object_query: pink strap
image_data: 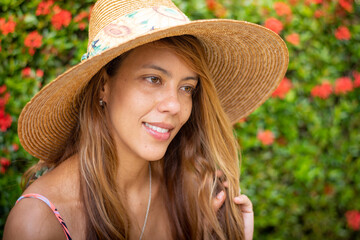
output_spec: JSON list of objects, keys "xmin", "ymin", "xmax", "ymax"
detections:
[{"xmin": 16, "ymin": 193, "xmax": 72, "ymax": 240}]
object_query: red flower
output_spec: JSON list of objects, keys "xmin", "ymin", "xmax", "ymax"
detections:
[
  {"xmin": 74, "ymin": 11, "xmax": 89, "ymax": 30},
  {"xmin": 339, "ymin": 0, "xmax": 353, "ymax": 12},
  {"xmin": 206, "ymin": 0, "xmax": 216, "ymax": 10},
  {"xmin": 264, "ymin": 18, "xmax": 283, "ymax": 34},
  {"xmin": 1, "ymin": 19, "xmax": 16, "ymax": 35},
  {"xmin": 286, "ymin": 33, "xmax": 300, "ymax": 46},
  {"xmin": 257, "ymin": 130, "xmax": 275, "ymax": 145},
  {"xmin": 0, "ymin": 157, "xmax": 10, "ymax": 167},
  {"xmin": 274, "ymin": 2, "xmax": 292, "ymax": 16},
  {"xmin": 0, "ymin": 18, "xmax": 5, "ymax": 28},
  {"xmin": 0, "ymin": 112, "xmax": 12, "ymax": 131},
  {"xmin": 238, "ymin": 118, "xmax": 246, "ymax": 123},
  {"xmin": 0, "ymin": 100, "xmax": 5, "ymax": 109},
  {"xmin": 311, "ymin": 81, "xmax": 332, "ymax": 99},
  {"xmin": 353, "ymin": 71, "xmax": 360, "ymax": 88},
  {"xmin": 0, "ymin": 85, "xmax": 6, "ymax": 94},
  {"xmin": 311, "ymin": 0, "xmax": 322, "ymax": 3},
  {"xmin": 3, "ymin": 92, "xmax": 10, "ymax": 104},
  {"xmin": 0, "ymin": 157, "xmax": 10, "ymax": 174},
  {"xmin": 51, "ymin": 9, "xmax": 72, "ymax": 30},
  {"xmin": 12, "ymin": 143, "xmax": 19, "ymax": 151},
  {"xmin": 74, "ymin": 11, "xmax": 88, "ymax": 23},
  {"xmin": 272, "ymin": 77, "xmax": 292, "ymax": 99},
  {"xmin": 78, "ymin": 22, "xmax": 87, "ymax": 30},
  {"xmin": 22, "ymin": 67, "xmax": 32, "ymax": 77},
  {"xmin": 214, "ymin": 3, "xmax": 227, "ymax": 18},
  {"xmin": 335, "ymin": 26, "xmax": 351, "ymax": 40},
  {"xmin": 314, "ymin": 10, "xmax": 324, "ymax": 18},
  {"xmin": 334, "ymin": 77, "xmax": 353, "ymax": 94},
  {"xmin": 345, "ymin": 210, "xmax": 360, "ymax": 230},
  {"xmin": 36, "ymin": 69, "xmax": 44, "ymax": 78},
  {"xmin": 36, "ymin": 0, "xmax": 54, "ymax": 16},
  {"xmin": 24, "ymin": 31, "xmax": 43, "ymax": 48},
  {"xmin": 28, "ymin": 48, "xmax": 36, "ymax": 56}
]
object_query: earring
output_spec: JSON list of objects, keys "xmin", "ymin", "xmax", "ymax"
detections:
[{"xmin": 99, "ymin": 99, "xmax": 104, "ymax": 107}]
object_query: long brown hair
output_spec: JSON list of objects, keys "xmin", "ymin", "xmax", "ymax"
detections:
[{"xmin": 23, "ymin": 35, "xmax": 244, "ymax": 239}]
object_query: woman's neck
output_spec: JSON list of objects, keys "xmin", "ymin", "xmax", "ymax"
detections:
[{"xmin": 117, "ymin": 157, "xmax": 150, "ymax": 192}]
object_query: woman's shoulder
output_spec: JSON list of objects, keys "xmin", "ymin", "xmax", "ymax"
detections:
[
  {"xmin": 3, "ymin": 155, "xmax": 81, "ymax": 239},
  {"xmin": 26, "ymin": 154, "xmax": 80, "ymax": 196},
  {"xmin": 3, "ymin": 194, "xmax": 66, "ymax": 239}
]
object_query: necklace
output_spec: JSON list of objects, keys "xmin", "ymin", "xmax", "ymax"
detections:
[{"xmin": 139, "ymin": 163, "xmax": 151, "ymax": 240}]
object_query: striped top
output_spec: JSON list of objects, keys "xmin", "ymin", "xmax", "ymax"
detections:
[{"xmin": 16, "ymin": 193, "xmax": 72, "ymax": 240}]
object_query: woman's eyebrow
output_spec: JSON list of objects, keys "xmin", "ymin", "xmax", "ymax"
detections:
[
  {"xmin": 182, "ymin": 76, "xmax": 199, "ymax": 82},
  {"xmin": 142, "ymin": 64, "xmax": 171, "ymax": 77},
  {"xmin": 141, "ymin": 64, "xmax": 198, "ymax": 82}
]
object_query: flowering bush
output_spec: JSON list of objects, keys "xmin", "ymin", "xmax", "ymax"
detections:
[{"xmin": 0, "ymin": 0, "xmax": 359, "ymax": 238}]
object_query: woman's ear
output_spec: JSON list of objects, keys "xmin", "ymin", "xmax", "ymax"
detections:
[{"xmin": 100, "ymin": 70, "xmax": 110, "ymax": 103}]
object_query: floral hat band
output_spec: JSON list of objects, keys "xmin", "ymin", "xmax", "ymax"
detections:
[{"xmin": 81, "ymin": 6, "xmax": 189, "ymax": 61}]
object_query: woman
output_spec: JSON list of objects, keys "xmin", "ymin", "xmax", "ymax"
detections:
[{"xmin": 4, "ymin": 0, "xmax": 288, "ymax": 239}]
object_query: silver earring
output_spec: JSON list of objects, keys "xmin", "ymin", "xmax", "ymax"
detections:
[{"xmin": 99, "ymin": 99, "xmax": 104, "ymax": 107}]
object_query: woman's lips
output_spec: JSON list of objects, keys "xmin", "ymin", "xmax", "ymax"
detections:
[{"xmin": 143, "ymin": 122, "xmax": 173, "ymax": 141}]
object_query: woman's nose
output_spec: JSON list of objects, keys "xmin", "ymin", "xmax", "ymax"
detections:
[{"xmin": 157, "ymin": 92, "xmax": 181, "ymax": 115}]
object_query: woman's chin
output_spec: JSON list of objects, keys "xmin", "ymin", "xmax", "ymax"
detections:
[
  {"xmin": 138, "ymin": 150, "xmax": 166, "ymax": 162},
  {"xmin": 143, "ymin": 154, "xmax": 165, "ymax": 162}
]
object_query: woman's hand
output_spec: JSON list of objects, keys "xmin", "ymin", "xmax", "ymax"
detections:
[
  {"xmin": 213, "ymin": 191, "xmax": 254, "ymax": 240},
  {"xmin": 212, "ymin": 171, "xmax": 254, "ymax": 240},
  {"xmin": 233, "ymin": 194, "xmax": 254, "ymax": 240}
]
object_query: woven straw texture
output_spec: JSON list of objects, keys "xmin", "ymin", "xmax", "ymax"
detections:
[{"xmin": 18, "ymin": 0, "xmax": 288, "ymax": 161}]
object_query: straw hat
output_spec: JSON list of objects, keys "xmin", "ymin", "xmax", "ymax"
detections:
[{"xmin": 18, "ymin": 0, "xmax": 288, "ymax": 161}]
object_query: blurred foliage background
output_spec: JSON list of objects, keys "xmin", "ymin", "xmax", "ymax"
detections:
[{"xmin": 0, "ymin": 0, "xmax": 359, "ymax": 238}]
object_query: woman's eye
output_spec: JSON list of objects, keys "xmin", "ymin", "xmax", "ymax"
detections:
[
  {"xmin": 181, "ymin": 86, "xmax": 195, "ymax": 95},
  {"xmin": 144, "ymin": 76, "xmax": 161, "ymax": 84}
]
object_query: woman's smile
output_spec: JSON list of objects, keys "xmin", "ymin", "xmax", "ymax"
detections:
[
  {"xmin": 102, "ymin": 42, "xmax": 198, "ymax": 161},
  {"xmin": 143, "ymin": 122, "xmax": 174, "ymax": 141}
]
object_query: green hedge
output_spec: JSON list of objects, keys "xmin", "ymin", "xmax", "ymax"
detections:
[{"xmin": 1, "ymin": 0, "xmax": 359, "ymax": 238}]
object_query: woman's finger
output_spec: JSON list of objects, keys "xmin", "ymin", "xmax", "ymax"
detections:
[
  {"xmin": 234, "ymin": 194, "xmax": 253, "ymax": 213},
  {"xmin": 233, "ymin": 194, "xmax": 254, "ymax": 240},
  {"xmin": 212, "ymin": 190, "xmax": 226, "ymax": 212}
]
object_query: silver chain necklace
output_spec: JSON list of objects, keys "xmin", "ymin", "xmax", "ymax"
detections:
[{"xmin": 139, "ymin": 163, "xmax": 151, "ymax": 240}]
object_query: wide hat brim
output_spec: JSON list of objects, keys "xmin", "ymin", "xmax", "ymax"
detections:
[{"xmin": 18, "ymin": 19, "xmax": 288, "ymax": 161}]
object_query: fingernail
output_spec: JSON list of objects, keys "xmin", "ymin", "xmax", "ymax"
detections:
[
  {"xmin": 234, "ymin": 196, "xmax": 241, "ymax": 202},
  {"xmin": 217, "ymin": 191, "xmax": 225, "ymax": 200}
]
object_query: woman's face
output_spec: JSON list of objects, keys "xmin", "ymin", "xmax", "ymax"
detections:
[{"xmin": 102, "ymin": 43, "xmax": 198, "ymax": 161}]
